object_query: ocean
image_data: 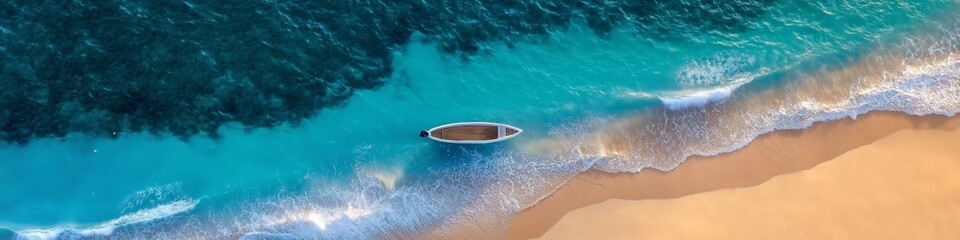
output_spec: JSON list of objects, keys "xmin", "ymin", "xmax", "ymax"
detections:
[{"xmin": 1, "ymin": 0, "xmax": 959, "ymax": 239}]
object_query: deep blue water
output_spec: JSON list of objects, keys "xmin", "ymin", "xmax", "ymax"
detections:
[{"xmin": 1, "ymin": 0, "xmax": 960, "ymax": 239}]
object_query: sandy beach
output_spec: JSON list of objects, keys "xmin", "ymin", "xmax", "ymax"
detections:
[{"xmin": 505, "ymin": 111, "xmax": 960, "ymax": 239}]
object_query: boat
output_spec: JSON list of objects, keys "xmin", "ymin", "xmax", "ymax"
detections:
[{"xmin": 419, "ymin": 122, "xmax": 522, "ymax": 144}]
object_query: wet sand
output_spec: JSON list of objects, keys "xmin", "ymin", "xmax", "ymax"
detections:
[{"xmin": 504, "ymin": 111, "xmax": 960, "ymax": 239}]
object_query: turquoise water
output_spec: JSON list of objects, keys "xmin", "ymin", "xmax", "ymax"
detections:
[{"xmin": 2, "ymin": 0, "xmax": 960, "ymax": 238}]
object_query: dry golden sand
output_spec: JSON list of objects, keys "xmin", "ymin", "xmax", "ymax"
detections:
[
  {"xmin": 541, "ymin": 124, "xmax": 960, "ymax": 239},
  {"xmin": 504, "ymin": 111, "xmax": 960, "ymax": 239}
]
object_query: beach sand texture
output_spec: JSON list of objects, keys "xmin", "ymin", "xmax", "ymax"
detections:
[{"xmin": 505, "ymin": 111, "xmax": 960, "ymax": 239}]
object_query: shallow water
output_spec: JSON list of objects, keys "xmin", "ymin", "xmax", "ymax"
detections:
[{"xmin": 1, "ymin": 0, "xmax": 959, "ymax": 239}]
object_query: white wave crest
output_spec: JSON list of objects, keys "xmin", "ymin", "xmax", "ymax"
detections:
[
  {"xmin": 657, "ymin": 85, "xmax": 740, "ymax": 110},
  {"xmin": 622, "ymin": 83, "xmax": 742, "ymax": 110},
  {"xmin": 13, "ymin": 199, "xmax": 199, "ymax": 240},
  {"xmin": 623, "ymin": 52, "xmax": 758, "ymax": 110}
]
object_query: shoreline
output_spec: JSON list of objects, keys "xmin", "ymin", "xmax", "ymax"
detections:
[{"xmin": 504, "ymin": 111, "xmax": 960, "ymax": 239}]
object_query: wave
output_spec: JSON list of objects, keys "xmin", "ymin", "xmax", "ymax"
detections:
[
  {"xmin": 12, "ymin": 199, "xmax": 199, "ymax": 240},
  {"xmin": 658, "ymin": 86, "xmax": 738, "ymax": 110},
  {"xmin": 623, "ymin": 52, "xmax": 759, "ymax": 110},
  {"xmin": 624, "ymin": 84, "xmax": 741, "ymax": 110}
]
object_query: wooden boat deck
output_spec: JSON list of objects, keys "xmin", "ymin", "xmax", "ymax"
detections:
[
  {"xmin": 431, "ymin": 125, "xmax": 499, "ymax": 141},
  {"xmin": 505, "ymin": 127, "xmax": 518, "ymax": 136}
]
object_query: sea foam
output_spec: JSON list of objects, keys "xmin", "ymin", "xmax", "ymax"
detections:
[
  {"xmin": 624, "ymin": 52, "xmax": 758, "ymax": 110},
  {"xmin": 657, "ymin": 85, "xmax": 740, "ymax": 110},
  {"xmin": 13, "ymin": 199, "xmax": 198, "ymax": 240}
]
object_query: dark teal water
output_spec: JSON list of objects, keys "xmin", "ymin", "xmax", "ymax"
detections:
[{"xmin": 1, "ymin": 0, "xmax": 959, "ymax": 239}]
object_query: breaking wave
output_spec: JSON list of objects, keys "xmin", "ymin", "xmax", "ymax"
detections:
[
  {"xmin": 623, "ymin": 52, "xmax": 761, "ymax": 110},
  {"xmin": 656, "ymin": 85, "xmax": 740, "ymax": 110},
  {"xmin": 13, "ymin": 199, "xmax": 199, "ymax": 240}
]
